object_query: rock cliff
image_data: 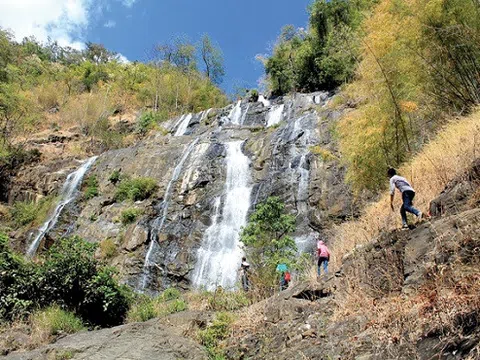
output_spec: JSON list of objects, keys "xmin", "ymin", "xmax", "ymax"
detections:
[{"xmin": 9, "ymin": 92, "xmax": 356, "ymax": 292}]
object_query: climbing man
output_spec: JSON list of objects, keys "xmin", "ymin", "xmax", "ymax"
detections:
[
  {"xmin": 388, "ymin": 168, "xmax": 423, "ymax": 230},
  {"xmin": 316, "ymin": 239, "xmax": 330, "ymax": 276},
  {"xmin": 239, "ymin": 256, "xmax": 250, "ymax": 292}
]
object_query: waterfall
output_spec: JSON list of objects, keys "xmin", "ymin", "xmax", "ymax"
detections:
[
  {"xmin": 266, "ymin": 104, "xmax": 285, "ymax": 127},
  {"xmin": 27, "ymin": 156, "xmax": 98, "ymax": 256},
  {"xmin": 174, "ymin": 113, "xmax": 193, "ymax": 136},
  {"xmin": 138, "ymin": 138, "xmax": 199, "ymax": 291},
  {"xmin": 192, "ymin": 141, "xmax": 252, "ymax": 290},
  {"xmin": 258, "ymin": 95, "xmax": 271, "ymax": 107},
  {"xmin": 227, "ymin": 100, "xmax": 243, "ymax": 125}
]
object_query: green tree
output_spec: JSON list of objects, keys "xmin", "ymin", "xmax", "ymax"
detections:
[
  {"xmin": 240, "ymin": 197, "xmax": 297, "ymax": 296},
  {"xmin": 199, "ymin": 34, "xmax": 225, "ymax": 85}
]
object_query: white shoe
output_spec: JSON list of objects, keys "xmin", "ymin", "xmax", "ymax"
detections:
[{"xmin": 417, "ymin": 212, "xmax": 423, "ymax": 223}]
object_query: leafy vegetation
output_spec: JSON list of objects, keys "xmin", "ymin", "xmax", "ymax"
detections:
[
  {"xmin": 263, "ymin": 0, "xmax": 376, "ymax": 95},
  {"xmin": 0, "ymin": 28, "xmax": 228, "ymax": 160},
  {"xmin": 126, "ymin": 288, "xmax": 187, "ymax": 323},
  {"xmin": 115, "ymin": 177, "xmax": 158, "ymax": 202},
  {"xmin": 83, "ymin": 175, "xmax": 99, "ymax": 200},
  {"xmin": 198, "ymin": 312, "xmax": 234, "ymax": 359},
  {"xmin": 9, "ymin": 196, "xmax": 55, "ymax": 229},
  {"xmin": 0, "ymin": 234, "xmax": 131, "ymax": 327},
  {"xmin": 30, "ymin": 306, "xmax": 85, "ymax": 338},
  {"xmin": 240, "ymin": 197, "xmax": 297, "ymax": 297},
  {"xmin": 337, "ymin": 0, "xmax": 480, "ymax": 192},
  {"xmin": 98, "ymin": 238, "xmax": 118, "ymax": 259},
  {"xmin": 121, "ymin": 208, "xmax": 143, "ymax": 225}
]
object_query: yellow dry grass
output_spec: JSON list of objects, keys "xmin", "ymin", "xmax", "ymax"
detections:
[{"xmin": 330, "ymin": 110, "xmax": 480, "ymax": 269}]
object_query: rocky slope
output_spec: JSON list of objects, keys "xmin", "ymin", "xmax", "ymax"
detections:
[
  {"xmin": 9, "ymin": 92, "xmax": 356, "ymax": 292},
  {"xmin": 4, "ymin": 159, "xmax": 479, "ymax": 360}
]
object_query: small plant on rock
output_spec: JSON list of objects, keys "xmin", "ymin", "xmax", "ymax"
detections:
[
  {"xmin": 115, "ymin": 177, "xmax": 157, "ymax": 202},
  {"xmin": 83, "ymin": 175, "xmax": 99, "ymax": 200},
  {"xmin": 198, "ymin": 312, "xmax": 234, "ymax": 359},
  {"xmin": 121, "ymin": 208, "xmax": 142, "ymax": 225}
]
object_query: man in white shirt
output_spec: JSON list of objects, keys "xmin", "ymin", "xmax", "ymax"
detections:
[{"xmin": 388, "ymin": 168, "xmax": 422, "ymax": 229}]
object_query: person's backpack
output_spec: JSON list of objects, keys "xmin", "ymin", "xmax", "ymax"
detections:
[{"xmin": 284, "ymin": 271, "xmax": 291, "ymax": 282}]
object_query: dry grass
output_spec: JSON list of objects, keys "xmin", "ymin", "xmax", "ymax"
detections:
[{"xmin": 330, "ymin": 111, "xmax": 480, "ymax": 269}]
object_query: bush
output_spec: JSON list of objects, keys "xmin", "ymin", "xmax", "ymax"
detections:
[
  {"xmin": 126, "ymin": 288, "xmax": 187, "ymax": 323},
  {"xmin": 30, "ymin": 306, "xmax": 85, "ymax": 339},
  {"xmin": 0, "ymin": 234, "xmax": 132, "ymax": 327},
  {"xmin": 10, "ymin": 201, "xmax": 37, "ymax": 226},
  {"xmin": 83, "ymin": 175, "xmax": 99, "ymax": 200},
  {"xmin": 9, "ymin": 196, "xmax": 56, "ymax": 228},
  {"xmin": 136, "ymin": 111, "xmax": 165, "ymax": 135},
  {"xmin": 115, "ymin": 177, "xmax": 157, "ymax": 202},
  {"xmin": 202, "ymin": 289, "xmax": 250, "ymax": 312},
  {"xmin": 198, "ymin": 312, "xmax": 234, "ymax": 359},
  {"xmin": 248, "ymin": 89, "xmax": 259, "ymax": 102},
  {"xmin": 99, "ymin": 238, "xmax": 117, "ymax": 259},
  {"xmin": 109, "ymin": 169, "xmax": 121, "ymax": 184},
  {"xmin": 121, "ymin": 208, "xmax": 142, "ymax": 225}
]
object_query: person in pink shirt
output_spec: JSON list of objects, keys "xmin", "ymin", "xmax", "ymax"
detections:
[{"xmin": 316, "ymin": 240, "xmax": 330, "ymax": 276}]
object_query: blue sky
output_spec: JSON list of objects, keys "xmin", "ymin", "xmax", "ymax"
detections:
[{"xmin": 0, "ymin": 0, "xmax": 312, "ymax": 94}]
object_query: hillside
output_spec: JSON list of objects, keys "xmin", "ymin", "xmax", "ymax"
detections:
[{"xmin": 1, "ymin": 0, "xmax": 480, "ymax": 358}]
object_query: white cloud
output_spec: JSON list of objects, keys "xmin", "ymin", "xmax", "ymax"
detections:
[
  {"xmin": 0, "ymin": 0, "xmax": 139, "ymax": 49},
  {"xmin": 121, "ymin": 0, "xmax": 137, "ymax": 8},
  {"xmin": 0, "ymin": 0, "xmax": 94, "ymax": 48},
  {"xmin": 104, "ymin": 20, "xmax": 116, "ymax": 28},
  {"xmin": 117, "ymin": 53, "xmax": 130, "ymax": 64}
]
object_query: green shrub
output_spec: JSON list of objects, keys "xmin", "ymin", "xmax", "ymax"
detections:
[
  {"xmin": 99, "ymin": 238, "xmax": 117, "ymax": 259},
  {"xmin": 0, "ymin": 234, "xmax": 132, "ymax": 327},
  {"xmin": 136, "ymin": 111, "xmax": 165, "ymax": 135},
  {"xmin": 161, "ymin": 287, "xmax": 181, "ymax": 301},
  {"xmin": 248, "ymin": 89, "xmax": 259, "ymax": 102},
  {"xmin": 30, "ymin": 306, "xmax": 85, "ymax": 336},
  {"xmin": 10, "ymin": 201, "xmax": 37, "ymax": 226},
  {"xmin": 127, "ymin": 295, "xmax": 157, "ymax": 323},
  {"xmin": 127, "ymin": 289, "xmax": 186, "ymax": 323},
  {"xmin": 109, "ymin": 169, "xmax": 121, "ymax": 184},
  {"xmin": 198, "ymin": 312, "xmax": 234, "ymax": 359},
  {"xmin": 83, "ymin": 175, "xmax": 99, "ymax": 200},
  {"xmin": 203, "ymin": 289, "xmax": 249, "ymax": 312},
  {"xmin": 115, "ymin": 177, "xmax": 157, "ymax": 202},
  {"xmin": 121, "ymin": 208, "xmax": 142, "ymax": 225},
  {"xmin": 9, "ymin": 196, "xmax": 56, "ymax": 228}
]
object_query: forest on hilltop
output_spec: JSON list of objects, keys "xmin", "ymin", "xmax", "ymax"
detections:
[{"xmin": 265, "ymin": 0, "xmax": 480, "ymax": 192}]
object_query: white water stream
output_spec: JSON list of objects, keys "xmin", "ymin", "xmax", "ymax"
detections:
[
  {"xmin": 258, "ymin": 95, "xmax": 271, "ymax": 107},
  {"xmin": 174, "ymin": 113, "xmax": 193, "ymax": 136},
  {"xmin": 192, "ymin": 141, "xmax": 252, "ymax": 290},
  {"xmin": 27, "ymin": 156, "xmax": 98, "ymax": 256},
  {"xmin": 227, "ymin": 100, "xmax": 243, "ymax": 125},
  {"xmin": 138, "ymin": 138, "xmax": 199, "ymax": 290},
  {"xmin": 266, "ymin": 104, "xmax": 285, "ymax": 127}
]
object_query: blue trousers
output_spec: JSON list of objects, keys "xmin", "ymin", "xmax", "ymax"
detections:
[
  {"xmin": 401, "ymin": 190, "xmax": 420, "ymax": 225},
  {"xmin": 317, "ymin": 257, "xmax": 329, "ymax": 275}
]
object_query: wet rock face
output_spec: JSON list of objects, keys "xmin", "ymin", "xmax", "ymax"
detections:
[{"xmin": 18, "ymin": 91, "xmax": 357, "ymax": 292}]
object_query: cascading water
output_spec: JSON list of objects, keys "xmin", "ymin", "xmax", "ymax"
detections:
[
  {"xmin": 138, "ymin": 138, "xmax": 199, "ymax": 291},
  {"xmin": 27, "ymin": 156, "xmax": 98, "ymax": 256},
  {"xmin": 258, "ymin": 95, "xmax": 271, "ymax": 107},
  {"xmin": 192, "ymin": 141, "xmax": 252, "ymax": 290},
  {"xmin": 266, "ymin": 104, "xmax": 285, "ymax": 127},
  {"xmin": 227, "ymin": 100, "xmax": 243, "ymax": 125},
  {"xmin": 174, "ymin": 113, "xmax": 193, "ymax": 136}
]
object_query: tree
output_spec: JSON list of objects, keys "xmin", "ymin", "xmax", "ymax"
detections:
[
  {"xmin": 84, "ymin": 42, "xmax": 117, "ymax": 65},
  {"xmin": 199, "ymin": 34, "xmax": 225, "ymax": 85},
  {"xmin": 155, "ymin": 37, "xmax": 197, "ymax": 72},
  {"xmin": 240, "ymin": 197, "xmax": 297, "ymax": 296}
]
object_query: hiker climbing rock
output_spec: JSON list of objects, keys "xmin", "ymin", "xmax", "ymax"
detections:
[
  {"xmin": 388, "ymin": 168, "xmax": 424, "ymax": 230},
  {"xmin": 276, "ymin": 263, "xmax": 291, "ymax": 291},
  {"xmin": 316, "ymin": 239, "xmax": 330, "ymax": 276},
  {"xmin": 239, "ymin": 256, "xmax": 250, "ymax": 291}
]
